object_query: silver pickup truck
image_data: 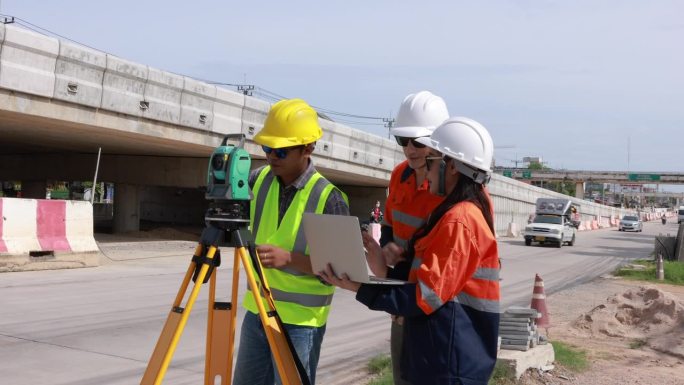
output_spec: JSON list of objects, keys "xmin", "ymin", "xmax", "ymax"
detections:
[{"xmin": 523, "ymin": 198, "xmax": 578, "ymax": 248}]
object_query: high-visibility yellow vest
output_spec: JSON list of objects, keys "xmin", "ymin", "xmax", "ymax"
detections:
[{"xmin": 244, "ymin": 166, "xmax": 345, "ymax": 327}]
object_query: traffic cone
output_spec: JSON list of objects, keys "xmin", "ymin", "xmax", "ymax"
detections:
[{"xmin": 530, "ymin": 274, "xmax": 550, "ymax": 328}]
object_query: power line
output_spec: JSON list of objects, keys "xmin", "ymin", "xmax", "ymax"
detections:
[
  {"xmin": 256, "ymin": 86, "xmax": 387, "ymax": 121},
  {"xmin": 0, "ymin": 14, "xmax": 103, "ymax": 53}
]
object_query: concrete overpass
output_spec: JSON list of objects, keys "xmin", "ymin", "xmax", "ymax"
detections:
[
  {"xmin": 0, "ymin": 23, "xmax": 641, "ymax": 236},
  {"xmin": 0, "ymin": 23, "xmax": 402, "ymax": 231},
  {"xmin": 497, "ymin": 169, "xmax": 684, "ymax": 200}
]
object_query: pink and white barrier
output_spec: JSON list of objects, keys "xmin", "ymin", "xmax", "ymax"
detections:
[{"xmin": 0, "ymin": 198, "xmax": 100, "ymax": 271}]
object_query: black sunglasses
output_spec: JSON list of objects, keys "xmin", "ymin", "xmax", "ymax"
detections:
[
  {"xmin": 425, "ymin": 156, "xmax": 444, "ymax": 172},
  {"xmin": 262, "ymin": 145, "xmax": 304, "ymax": 159},
  {"xmin": 395, "ymin": 136, "xmax": 427, "ymax": 148}
]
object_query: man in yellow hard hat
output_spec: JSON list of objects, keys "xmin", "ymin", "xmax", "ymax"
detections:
[{"xmin": 233, "ymin": 98, "xmax": 349, "ymax": 385}]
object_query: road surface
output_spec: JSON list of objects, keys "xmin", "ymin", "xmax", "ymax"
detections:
[{"xmin": 0, "ymin": 221, "xmax": 675, "ymax": 384}]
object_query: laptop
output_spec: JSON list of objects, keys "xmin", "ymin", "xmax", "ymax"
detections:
[{"xmin": 302, "ymin": 213, "xmax": 406, "ymax": 285}]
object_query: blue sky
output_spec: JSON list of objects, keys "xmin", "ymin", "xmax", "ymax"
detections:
[{"xmin": 3, "ymin": 1, "xmax": 684, "ymax": 177}]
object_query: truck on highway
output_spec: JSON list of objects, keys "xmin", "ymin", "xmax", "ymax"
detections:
[{"xmin": 523, "ymin": 198, "xmax": 579, "ymax": 248}]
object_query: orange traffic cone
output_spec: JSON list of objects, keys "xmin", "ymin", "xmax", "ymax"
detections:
[{"xmin": 530, "ymin": 274, "xmax": 550, "ymax": 328}]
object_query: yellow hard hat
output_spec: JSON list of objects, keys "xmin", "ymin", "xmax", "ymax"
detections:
[{"xmin": 254, "ymin": 98, "xmax": 323, "ymax": 148}]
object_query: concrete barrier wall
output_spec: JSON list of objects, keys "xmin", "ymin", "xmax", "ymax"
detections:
[
  {"xmin": 241, "ymin": 96, "xmax": 270, "ymax": 140},
  {"xmin": 144, "ymin": 68, "xmax": 183, "ymax": 124},
  {"xmin": 102, "ymin": 56, "xmax": 148, "ymax": 117},
  {"xmin": 0, "ymin": 24, "xmax": 58, "ymax": 98},
  {"xmin": 320, "ymin": 120, "xmax": 396, "ymax": 173},
  {"xmin": 488, "ymin": 174, "xmax": 635, "ymax": 236},
  {"xmin": 180, "ymin": 76, "xmax": 215, "ymax": 130},
  {"xmin": 53, "ymin": 40, "xmax": 106, "ymax": 108},
  {"xmin": 0, "ymin": 198, "xmax": 100, "ymax": 271},
  {"xmin": 214, "ymin": 87, "xmax": 244, "ymax": 135}
]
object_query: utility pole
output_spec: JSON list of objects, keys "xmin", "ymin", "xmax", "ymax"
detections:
[
  {"xmin": 237, "ymin": 85, "xmax": 254, "ymax": 96},
  {"xmin": 510, "ymin": 154, "xmax": 523, "ymax": 168},
  {"xmin": 383, "ymin": 117, "xmax": 395, "ymax": 139},
  {"xmin": 627, "ymin": 135, "xmax": 631, "ymax": 172}
]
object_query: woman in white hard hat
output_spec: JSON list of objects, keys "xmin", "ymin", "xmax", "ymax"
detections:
[
  {"xmin": 321, "ymin": 117, "xmax": 500, "ymax": 385},
  {"xmin": 362, "ymin": 91, "xmax": 448, "ymax": 385}
]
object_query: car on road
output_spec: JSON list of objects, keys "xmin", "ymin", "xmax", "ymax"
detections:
[
  {"xmin": 619, "ymin": 215, "xmax": 642, "ymax": 232},
  {"xmin": 523, "ymin": 214, "xmax": 577, "ymax": 248}
]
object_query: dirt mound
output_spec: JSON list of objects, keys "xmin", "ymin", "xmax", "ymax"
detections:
[{"xmin": 572, "ymin": 285, "xmax": 684, "ymax": 358}]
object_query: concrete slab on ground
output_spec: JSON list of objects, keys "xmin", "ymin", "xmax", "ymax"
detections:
[{"xmin": 497, "ymin": 343, "xmax": 555, "ymax": 379}]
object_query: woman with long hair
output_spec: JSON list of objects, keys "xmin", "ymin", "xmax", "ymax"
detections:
[{"xmin": 320, "ymin": 117, "xmax": 500, "ymax": 385}]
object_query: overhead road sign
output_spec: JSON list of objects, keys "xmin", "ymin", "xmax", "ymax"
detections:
[{"xmin": 628, "ymin": 174, "xmax": 661, "ymax": 182}]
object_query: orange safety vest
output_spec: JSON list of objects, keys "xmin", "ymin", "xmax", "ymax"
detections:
[
  {"xmin": 384, "ymin": 160, "xmax": 443, "ymax": 249},
  {"xmin": 409, "ymin": 201, "xmax": 500, "ymax": 314}
]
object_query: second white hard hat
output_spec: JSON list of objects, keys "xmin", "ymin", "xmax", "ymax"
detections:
[
  {"xmin": 415, "ymin": 116, "xmax": 494, "ymax": 184},
  {"xmin": 390, "ymin": 91, "xmax": 449, "ymax": 138}
]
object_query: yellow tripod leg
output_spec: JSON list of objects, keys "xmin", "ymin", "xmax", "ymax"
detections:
[
  {"xmin": 141, "ymin": 244, "xmax": 218, "ymax": 385},
  {"xmin": 237, "ymin": 247, "xmax": 303, "ymax": 385},
  {"xmin": 203, "ymin": 248, "xmax": 240, "ymax": 385}
]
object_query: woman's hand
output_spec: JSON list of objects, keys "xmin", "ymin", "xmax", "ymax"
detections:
[
  {"xmin": 382, "ymin": 242, "xmax": 406, "ymax": 266},
  {"xmin": 318, "ymin": 263, "xmax": 361, "ymax": 292}
]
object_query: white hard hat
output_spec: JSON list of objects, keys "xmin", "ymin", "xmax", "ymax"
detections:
[
  {"xmin": 415, "ymin": 116, "xmax": 494, "ymax": 184},
  {"xmin": 390, "ymin": 91, "xmax": 449, "ymax": 138}
]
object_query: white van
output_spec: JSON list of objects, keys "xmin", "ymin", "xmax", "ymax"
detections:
[{"xmin": 678, "ymin": 206, "xmax": 684, "ymax": 224}]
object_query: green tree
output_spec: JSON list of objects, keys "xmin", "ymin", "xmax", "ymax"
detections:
[{"xmin": 528, "ymin": 161, "xmax": 544, "ymax": 170}]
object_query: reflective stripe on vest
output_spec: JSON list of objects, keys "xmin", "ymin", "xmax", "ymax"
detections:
[
  {"xmin": 472, "ymin": 267, "xmax": 499, "ymax": 282},
  {"xmin": 418, "ymin": 279, "xmax": 500, "ymax": 313},
  {"xmin": 391, "ymin": 209, "xmax": 426, "ymax": 248},
  {"xmin": 453, "ymin": 292, "xmax": 500, "ymax": 313},
  {"xmin": 245, "ymin": 166, "xmax": 340, "ymax": 326},
  {"xmin": 413, "ymin": 261, "xmax": 499, "ymax": 313},
  {"xmin": 250, "ymin": 170, "xmax": 274, "ymax": 238}
]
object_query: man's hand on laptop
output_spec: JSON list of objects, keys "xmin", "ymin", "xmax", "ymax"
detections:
[
  {"xmin": 256, "ymin": 245, "xmax": 291, "ymax": 268},
  {"xmin": 382, "ymin": 242, "xmax": 405, "ymax": 266},
  {"xmin": 318, "ymin": 263, "xmax": 361, "ymax": 292}
]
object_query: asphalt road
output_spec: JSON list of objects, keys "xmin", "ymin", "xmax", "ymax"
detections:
[{"xmin": 0, "ymin": 220, "xmax": 676, "ymax": 385}]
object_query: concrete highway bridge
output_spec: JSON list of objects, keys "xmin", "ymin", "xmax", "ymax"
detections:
[
  {"xmin": 0, "ymin": 23, "xmax": 640, "ymax": 237},
  {"xmin": 498, "ymin": 169, "xmax": 684, "ymax": 200}
]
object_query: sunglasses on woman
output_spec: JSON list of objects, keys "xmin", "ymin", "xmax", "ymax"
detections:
[
  {"xmin": 262, "ymin": 145, "xmax": 304, "ymax": 159},
  {"xmin": 395, "ymin": 136, "xmax": 427, "ymax": 148}
]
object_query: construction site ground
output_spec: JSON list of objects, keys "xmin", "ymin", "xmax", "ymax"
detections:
[
  {"xmin": 2, "ymin": 223, "xmax": 680, "ymax": 385},
  {"xmin": 509, "ymin": 276, "xmax": 684, "ymax": 385}
]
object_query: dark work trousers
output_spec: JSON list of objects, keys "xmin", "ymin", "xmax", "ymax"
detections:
[{"xmin": 391, "ymin": 318, "xmax": 411, "ymax": 385}]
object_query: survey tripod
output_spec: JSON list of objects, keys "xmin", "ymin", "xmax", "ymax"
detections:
[{"xmin": 140, "ymin": 134, "xmax": 309, "ymax": 385}]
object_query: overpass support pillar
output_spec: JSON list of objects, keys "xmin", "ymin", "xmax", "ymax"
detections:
[
  {"xmin": 575, "ymin": 181, "xmax": 585, "ymax": 200},
  {"xmin": 21, "ymin": 180, "xmax": 47, "ymax": 199},
  {"xmin": 113, "ymin": 184, "xmax": 141, "ymax": 233}
]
